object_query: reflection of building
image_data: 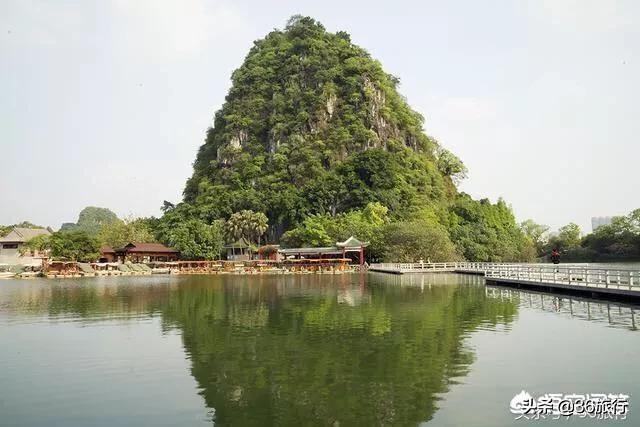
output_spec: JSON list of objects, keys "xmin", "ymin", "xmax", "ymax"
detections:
[
  {"xmin": 112, "ymin": 242, "xmax": 179, "ymax": 263},
  {"xmin": 591, "ymin": 216, "xmax": 613, "ymax": 231},
  {"xmin": 0, "ymin": 227, "xmax": 51, "ymax": 265}
]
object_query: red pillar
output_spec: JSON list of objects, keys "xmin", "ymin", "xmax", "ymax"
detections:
[{"xmin": 359, "ymin": 247, "xmax": 364, "ymax": 265}]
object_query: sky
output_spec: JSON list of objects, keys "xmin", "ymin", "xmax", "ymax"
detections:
[{"xmin": 1, "ymin": 0, "xmax": 638, "ymax": 233}]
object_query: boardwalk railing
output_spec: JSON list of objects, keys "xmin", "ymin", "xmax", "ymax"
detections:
[
  {"xmin": 484, "ymin": 265, "xmax": 640, "ymax": 292},
  {"xmin": 369, "ymin": 262, "xmax": 530, "ymax": 274},
  {"xmin": 368, "ymin": 262, "xmax": 640, "ymax": 297}
]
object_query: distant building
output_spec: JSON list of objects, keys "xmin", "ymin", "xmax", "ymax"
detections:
[
  {"xmin": 591, "ymin": 216, "xmax": 613, "ymax": 232},
  {"xmin": 111, "ymin": 242, "xmax": 179, "ymax": 263},
  {"xmin": 0, "ymin": 227, "xmax": 51, "ymax": 265}
]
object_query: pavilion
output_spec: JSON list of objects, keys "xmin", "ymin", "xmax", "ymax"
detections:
[{"xmin": 279, "ymin": 236, "xmax": 369, "ymax": 266}]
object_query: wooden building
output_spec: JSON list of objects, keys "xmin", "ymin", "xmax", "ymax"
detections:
[
  {"xmin": 114, "ymin": 242, "xmax": 179, "ymax": 263},
  {"xmin": 224, "ymin": 237, "xmax": 253, "ymax": 261},
  {"xmin": 99, "ymin": 246, "xmax": 117, "ymax": 263}
]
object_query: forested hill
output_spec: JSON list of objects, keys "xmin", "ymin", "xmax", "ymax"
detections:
[{"xmin": 179, "ymin": 16, "xmax": 533, "ymax": 261}]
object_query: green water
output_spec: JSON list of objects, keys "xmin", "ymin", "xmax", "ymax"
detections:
[{"xmin": 0, "ymin": 273, "xmax": 638, "ymax": 426}]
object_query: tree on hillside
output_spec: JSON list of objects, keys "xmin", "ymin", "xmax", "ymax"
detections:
[
  {"xmin": 49, "ymin": 230, "xmax": 100, "ymax": 262},
  {"xmin": 435, "ymin": 147, "xmax": 468, "ymax": 184}
]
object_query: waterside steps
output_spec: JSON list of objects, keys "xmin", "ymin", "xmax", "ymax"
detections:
[{"xmin": 368, "ymin": 262, "xmax": 640, "ymax": 302}]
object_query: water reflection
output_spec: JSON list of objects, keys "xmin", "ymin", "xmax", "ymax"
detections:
[
  {"xmin": 0, "ymin": 274, "xmax": 518, "ymax": 426},
  {"xmin": 485, "ymin": 286, "xmax": 639, "ymax": 331}
]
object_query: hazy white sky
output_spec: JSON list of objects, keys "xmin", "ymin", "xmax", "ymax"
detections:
[{"xmin": 1, "ymin": 0, "xmax": 638, "ymax": 232}]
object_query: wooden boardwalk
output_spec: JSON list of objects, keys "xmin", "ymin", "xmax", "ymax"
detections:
[{"xmin": 368, "ymin": 262, "xmax": 640, "ymax": 302}]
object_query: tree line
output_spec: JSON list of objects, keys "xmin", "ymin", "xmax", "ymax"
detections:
[{"xmin": 519, "ymin": 208, "xmax": 640, "ymax": 262}]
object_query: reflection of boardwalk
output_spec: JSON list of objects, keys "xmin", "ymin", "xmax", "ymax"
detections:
[
  {"xmin": 368, "ymin": 271, "xmax": 484, "ymax": 289},
  {"xmin": 485, "ymin": 287, "xmax": 638, "ymax": 331},
  {"xmin": 369, "ymin": 262, "xmax": 640, "ymax": 302}
]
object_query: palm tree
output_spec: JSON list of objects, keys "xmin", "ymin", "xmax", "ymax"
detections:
[{"xmin": 224, "ymin": 210, "xmax": 269, "ymax": 246}]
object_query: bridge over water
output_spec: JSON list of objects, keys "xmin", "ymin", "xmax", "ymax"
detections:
[{"xmin": 369, "ymin": 262, "xmax": 640, "ymax": 302}]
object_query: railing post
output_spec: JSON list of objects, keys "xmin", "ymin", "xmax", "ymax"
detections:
[{"xmin": 606, "ymin": 270, "xmax": 610, "ymax": 288}]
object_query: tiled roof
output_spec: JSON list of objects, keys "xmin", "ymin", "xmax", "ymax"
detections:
[
  {"xmin": 0, "ymin": 227, "xmax": 51, "ymax": 243},
  {"xmin": 336, "ymin": 236, "xmax": 369, "ymax": 248},
  {"xmin": 118, "ymin": 242, "xmax": 178, "ymax": 253},
  {"xmin": 223, "ymin": 237, "xmax": 252, "ymax": 249}
]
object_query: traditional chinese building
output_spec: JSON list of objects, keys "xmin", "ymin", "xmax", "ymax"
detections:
[
  {"xmin": 113, "ymin": 242, "xmax": 179, "ymax": 263},
  {"xmin": 99, "ymin": 246, "xmax": 117, "ymax": 263},
  {"xmin": 279, "ymin": 236, "xmax": 369, "ymax": 266},
  {"xmin": 336, "ymin": 236, "xmax": 369, "ymax": 265}
]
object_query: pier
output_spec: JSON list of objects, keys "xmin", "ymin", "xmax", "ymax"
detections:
[{"xmin": 369, "ymin": 262, "xmax": 640, "ymax": 302}]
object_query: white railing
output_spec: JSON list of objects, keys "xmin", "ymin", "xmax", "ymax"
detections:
[
  {"xmin": 484, "ymin": 265, "xmax": 640, "ymax": 292},
  {"xmin": 369, "ymin": 262, "xmax": 528, "ymax": 272},
  {"xmin": 369, "ymin": 262, "xmax": 640, "ymax": 293}
]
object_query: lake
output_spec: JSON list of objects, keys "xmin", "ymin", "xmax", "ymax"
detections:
[{"xmin": 0, "ymin": 273, "xmax": 638, "ymax": 426}]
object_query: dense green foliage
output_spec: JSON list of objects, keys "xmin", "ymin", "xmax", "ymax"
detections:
[
  {"xmin": 49, "ymin": 230, "xmax": 100, "ymax": 262},
  {"xmin": 97, "ymin": 217, "xmax": 156, "ymax": 249},
  {"xmin": 281, "ymin": 202, "xmax": 388, "ymax": 251},
  {"xmin": 19, "ymin": 234, "xmax": 51, "ymax": 255},
  {"xmin": 448, "ymin": 195, "xmax": 534, "ymax": 262},
  {"xmin": 153, "ymin": 203, "xmax": 224, "ymax": 259},
  {"xmin": 519, "ymin": 219, "xmax": 550, "ymax": 255},
  {"xmin": 581, "ymin": 211, "xmax": 639, "ymax": 260},
  {"xmin": 380, "ymin": 221, "xmax": 461, "ymax": 262},
  {"xmin": 174, "ymin": 16, "xmax": 534, "ymax": 262}
]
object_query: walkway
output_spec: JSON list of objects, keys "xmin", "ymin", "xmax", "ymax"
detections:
[{"xmin": 368, "ymin": 262, "xmax": 640, "ymax": 302}]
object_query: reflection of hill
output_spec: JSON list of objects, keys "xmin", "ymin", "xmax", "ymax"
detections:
[
  {"xmin": 0, "ymin": 274, "xmax": 518, "ymax": 425},
  {"xmin": 0, "ymin": 276, "xmax": 177, "ymax": 320},
  {"xmin": 161, "ymin": 274, "xmax": 517, "ymax": 426}
]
